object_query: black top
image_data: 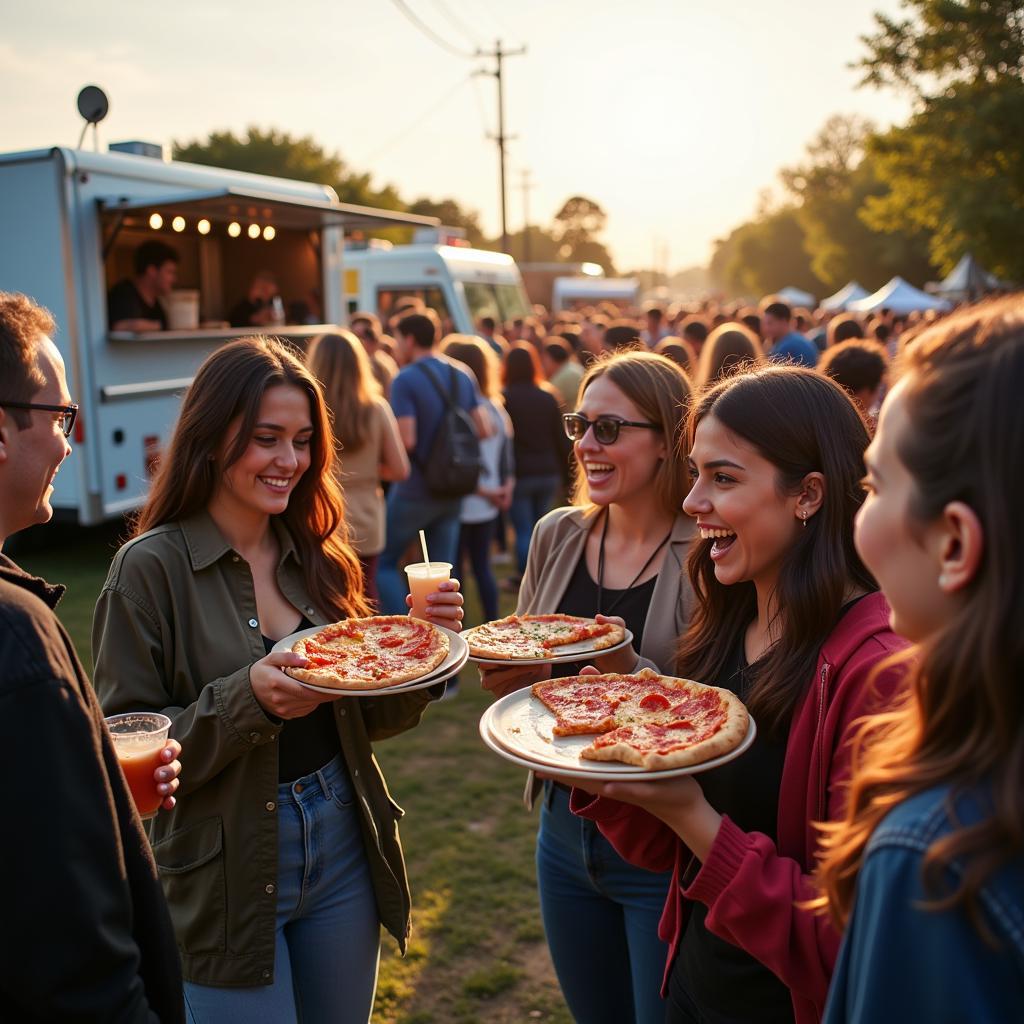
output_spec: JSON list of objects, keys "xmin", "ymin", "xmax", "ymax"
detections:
[
  {"xmin": 502, "ymin": 382, "xmax": 572, "ymax": 480},
  {"xmin": 262, "ymin": 616, "xmax": 343, "ymax": 783},
  {"xmin": 0, "ymin": 555, "xmax": 184, "ymax": 1022},
  {"xmin": 671, "ymin": 629, "xmax": 794, "ymax": 1024},
  {"xmin": 107, "ymin": 279, "xmax": 167, "ymax": 329},
  {"xmin": 551, "ymin": 554, "xmax": 658, "ymax": 679}
]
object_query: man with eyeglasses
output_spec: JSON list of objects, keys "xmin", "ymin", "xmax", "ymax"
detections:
[{"xmin": 0, "ymin": 291, "xmax": 184, "ymax": 1021}]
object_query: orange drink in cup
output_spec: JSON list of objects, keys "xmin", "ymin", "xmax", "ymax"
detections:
[
  {"xmin": 405, "ymin": 561, "xmax": 452, "ymax": 621},
  {"xmin": 105, "ymin": 712, "xmax": 172, "ymax": 820}
]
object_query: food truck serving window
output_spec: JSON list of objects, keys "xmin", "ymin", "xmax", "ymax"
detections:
[{"xmin": 100, "ymin": 188, "xmax": 439, "ymax": 338}]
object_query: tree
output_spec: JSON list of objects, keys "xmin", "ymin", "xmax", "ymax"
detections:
[
  {"xmin": 710, "ymin": 205, "xmax": 826, "ymax": 299},
  {"xmin": 781, "ymin": 115, "xmax": 936, "ymax": 289},
  {"xmin": 173, "ymin": 127, "xmax": 404, "ymax": 211},
  {"xmin": 553, "ymin": 196, "xmax": 608, "ymax": 258},
  {"xmin": 856, "ymin": 0, "xmax": 1024, "ymax": 278},
  {"xmin": 406, "ymin": 197, "xmax": 485, "ymax": 247}
]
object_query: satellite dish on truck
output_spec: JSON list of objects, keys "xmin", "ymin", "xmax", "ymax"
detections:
[{"xmin": 76, "ymin": 85, "xmax": 109, "ymax": 150}]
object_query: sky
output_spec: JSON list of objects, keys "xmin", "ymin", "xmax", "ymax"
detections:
[{"xmin": 1, "ymin": 0, "xmax": 913, "ymax": 272}]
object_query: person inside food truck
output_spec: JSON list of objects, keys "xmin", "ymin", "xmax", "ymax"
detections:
[
  {"xmin": 108, "ymin": 240, "xmax": 179, "ymax": 332},
  {"xmin": 228, "ymin": 270, "xmax": 282, "ymax": 328}
]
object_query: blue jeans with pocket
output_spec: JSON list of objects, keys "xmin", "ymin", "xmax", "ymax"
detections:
[
  {"xmin": 183, "ymin": 756, "xmax": 380, "ymax": 1024},
  {"xmin": 377, "ymin": 487, "xmax": 462, "ymax": 614},
  {"xmin": 536, "ymin": 783, "xmax": 671, "ymax": 1024}
]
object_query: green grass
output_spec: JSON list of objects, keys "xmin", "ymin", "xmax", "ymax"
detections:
[{"xmin": 17, "ymin": 525, "xmax": 571, "ymax": 1024}]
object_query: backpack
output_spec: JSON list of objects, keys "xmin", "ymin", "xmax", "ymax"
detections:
[{"xmin": 415, "ymin": 360, "xmax": 483, "ymax": 498}]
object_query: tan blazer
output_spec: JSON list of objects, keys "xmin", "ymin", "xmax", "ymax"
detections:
[{"xmin": 516, "ymin": 504, "xmax": 697, "ymax": 673}]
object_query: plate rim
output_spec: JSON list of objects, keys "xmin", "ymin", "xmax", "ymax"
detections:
[
  {"xmin": 467, "ymin": 627, "xmax": 635, "ymax": 667},
  {"xmin": 478, "ymin": 686, "xmax": 757, "ymax": 780},
  {"xmin": 270, "ymin": 620, "xmax": 468, "ymax": 696}
]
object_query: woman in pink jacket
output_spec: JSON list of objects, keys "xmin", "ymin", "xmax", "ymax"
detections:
[{"xmin": 565, "ymin": 365, "xmax": 907, "ymax": 1024}]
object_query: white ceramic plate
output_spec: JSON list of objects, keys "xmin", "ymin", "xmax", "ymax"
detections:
[
  {"xmin": 478, "ymin": 686, "xmax": 757, "ymax": 781},
  {"xmin": 271, "ymin": 622, "xmax": 468, "ymax": 697},
  {"xmin": 467, "ymin": 627, "xmax": 635, "ymax": 667}
]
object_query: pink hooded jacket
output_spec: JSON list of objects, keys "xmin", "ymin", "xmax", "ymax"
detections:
[{"xmin": 570, "ymin": 592, "xmax": 908, "ymax": 1024}]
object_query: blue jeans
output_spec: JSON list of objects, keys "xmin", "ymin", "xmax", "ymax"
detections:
[
  {"xmin": 459, "ymin": 516, "xmax": 499, "ymax": 621},
  {"xmin": 184, "ymin": 757, "xmax": 380, "ymax": 1024},
  {"xmin": 377, "ymin": 487, "xmax": 462, "ymax": 614},
  {"xmin": 509, "ymin": 474, "xmax": 560, "ymax": 575},
  {"xmin": 537, "ymin": 784, "xmax": 671, "ymax": 1024}
]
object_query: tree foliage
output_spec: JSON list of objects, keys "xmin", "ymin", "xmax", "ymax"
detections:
[
  {"xmin": 173, "ymin": 127, "xmax": 404, "ymax": 211},
  {"xmin": 856, "ymin": 0, "xmax": 1024, "ymax": 277},
  {"xmin": 710, "ymin": 205, "xmax": 826, "ymax": 299},
  {"xmin": 781, "ymin": 115, "xmax": 936, "ymax": 290}
]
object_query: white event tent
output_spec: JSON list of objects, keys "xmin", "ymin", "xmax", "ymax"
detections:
[
  {"xmin": 847, "ymin": 277, "xmax": 952, "ymax": 316},
  {"xmin": 775, "ymin": 285, "xmax": 816, "ymax": 307},
  {"xmin": 819, "ymin": 281, "xmax": 869, "ymax": 311}
]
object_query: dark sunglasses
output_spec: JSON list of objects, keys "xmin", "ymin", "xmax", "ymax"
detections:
[
  {"xmin": 562, "ymin": 413, "xmax": 660, "ymax": 445},
  {"xmin": 2, "ymin": 402, "xmax": 78, "ymax": 438}
]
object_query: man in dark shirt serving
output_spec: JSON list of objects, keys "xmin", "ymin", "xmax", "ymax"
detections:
[
  {"xmin": 0, "ymin": 291, "xmax": 184, "ymax": 1022},
  {"xmin": 108, "ymin": 240, "xmax": 179, "ymax": 331}
]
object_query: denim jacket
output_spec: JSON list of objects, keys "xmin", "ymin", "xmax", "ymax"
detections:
[{"xmin": 825, "ymin": 784, "xmax": 1024, "ymax": 1023}]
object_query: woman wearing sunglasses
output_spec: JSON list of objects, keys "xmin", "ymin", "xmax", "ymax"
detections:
[{"xmin": 481, "ymin": 350, "xmax": 696, "ymax": 1024}]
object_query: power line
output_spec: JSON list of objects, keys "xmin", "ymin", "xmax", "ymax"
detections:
[
  {"xmin": 427, "ymin": 0, "xmax": 480, "ymax": 47},
  {"xmin": 388, "ymin": 0, "xmax": 474, "ymax": 58},
  {"xmin": 364, "ymin": 75, "xmax": 472, "ymax": 164}
]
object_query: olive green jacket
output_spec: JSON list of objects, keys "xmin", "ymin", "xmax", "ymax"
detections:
[{"xmin": 92, "ymin": 512, "xmax": 436, "ymax": 987}]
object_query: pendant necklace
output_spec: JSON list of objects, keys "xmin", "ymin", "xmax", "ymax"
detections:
[{"xmin": 596, "ymin": 507, "xmax": 674, "ymax": 618}]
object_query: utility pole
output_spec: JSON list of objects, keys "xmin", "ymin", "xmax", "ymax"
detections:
[
  {"xmin": 518, "ymin": 168, "xmax": 535, "ymax": 263},
  {"xmin": 475, "ymin": 39, "xmax": 526, "ymax": 254}
]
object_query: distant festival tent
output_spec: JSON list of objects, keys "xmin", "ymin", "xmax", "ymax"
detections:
[
  {"xmin": 933, "ymin": 253, "xmax": 1002, "ymax": 301},
  {"xmin": 819, "ymin": 281, "xmax": 869, "ymax": 311},
  {"xmin": 775, "ymin": 286, "xmax": 816, "ymax": 307},
  {"xmin": 847, "ymin": 277, "xmax": 952, "ymax": 316}
]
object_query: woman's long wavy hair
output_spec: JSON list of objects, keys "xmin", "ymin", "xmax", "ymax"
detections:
[
  {"xmin": 135, "ymin": 336, "xmax": 368, "ymax": 620},
  {"xmin": 816, "ymin": 296, "xmax": 1024, "ymax": 937},
  {"xmin": 569, "ymin": 350, "xmax": 692, "ymax": 519},
  {"xmin": 306, "ymin": 330, "xmax": 381, "ymax": 453},
  {"xmin": 675, "ymin": 365, "xmax": 875, "ymax": 734}
]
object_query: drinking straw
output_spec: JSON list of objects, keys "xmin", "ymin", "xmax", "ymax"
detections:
[{"xmin": 418, "ymin": 529, "xmax": 430, "ymax": 566}]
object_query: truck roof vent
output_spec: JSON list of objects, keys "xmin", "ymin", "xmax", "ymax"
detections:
[{"xmin": 109, "ymin": 140, "xmax": 165, "ymax": 160}]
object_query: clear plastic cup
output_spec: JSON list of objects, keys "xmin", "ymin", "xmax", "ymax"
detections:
[
  {"xmin": 405, "ymin": 561, "xmax": 452, "ymax": 621},
  {"xmin": 105, "ymin": 712, "xmax": 172, "ymax": 820}
]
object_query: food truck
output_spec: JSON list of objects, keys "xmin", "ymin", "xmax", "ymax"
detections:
[
  {"xmin": 342, "ymin": 229, "xmax": 533, "ymax": 334},
  {"xmin": 0, "ymin": 145, "xmax": 435, "ymax": 525}
]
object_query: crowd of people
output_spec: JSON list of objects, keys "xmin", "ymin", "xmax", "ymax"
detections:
[{"xmin": 1, "ymin": 282, "xmax": 1022, "ymax": 1024}]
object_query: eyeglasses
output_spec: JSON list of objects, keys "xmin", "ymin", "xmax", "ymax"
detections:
[
  {"xmin": 562, "ymin": 413, "xmax": 660, "ymax": 445},
  {"xmin": 1, "ymin": 402, "xmax": 79, "ymax": 438}
]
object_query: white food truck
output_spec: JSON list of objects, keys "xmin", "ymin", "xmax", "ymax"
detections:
[
  {"xmin": 0, "ymin": 145, "xmax": 435, "ymax": 524},
  {"xmin": 342, "ymin": 229, "xmax": 533, "ymax": 334}
]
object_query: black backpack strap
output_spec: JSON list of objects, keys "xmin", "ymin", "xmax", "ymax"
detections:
[{"xmin": 416, "ymin": 359, "xmax": 459, "ymax": 409}]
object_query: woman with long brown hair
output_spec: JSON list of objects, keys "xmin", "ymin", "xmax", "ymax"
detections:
[
  {"xmin": 695, "ymin": 321, "xmax": 764, "ymax": 387},
  {"xmin": 92, "ymin": 336, "xmax": 461, "ymax": 1023},
  {"xmin": 441, "ymin": 334, "xmax": 514, "ymax": 622},
  {"xmin": 307, "ymin": 330, "xmax": 409, "ymax": 605},
  {"xmin": 502, "ymin": 341, "xmax": 571, "ymax": 581},
  {"xmin": 566, "ymin": 365, "xmax": 906, "ymax": 1024},
  {"xmin": 817, "ymin": 298, "xmax": 1024, "ymax": 1022},
  {"xmin": 483, "ymin": 350, "xmax": 696, "ymax": 1024}
]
